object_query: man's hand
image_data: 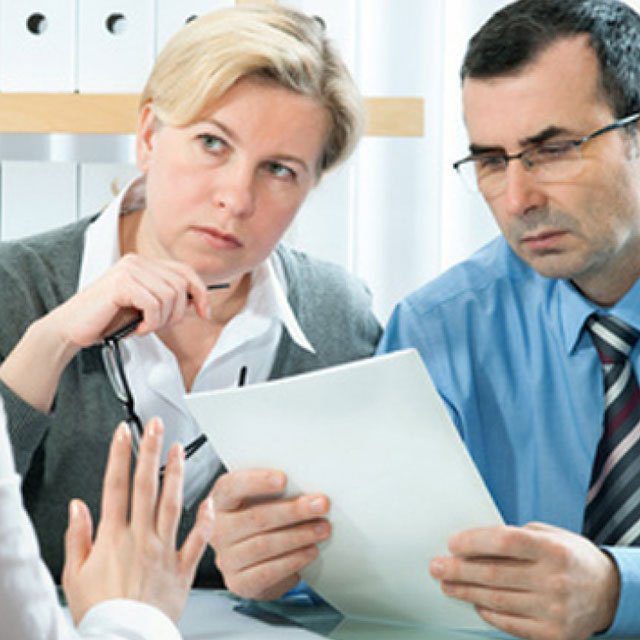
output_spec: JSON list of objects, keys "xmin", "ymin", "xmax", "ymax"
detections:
[
  {"xmin": 429, "ymin": 522, "xmax": 620, "ymax": 640},
  {"xmin": 210, "ymin": 469, "xmax": 331, "ymax": 600}
]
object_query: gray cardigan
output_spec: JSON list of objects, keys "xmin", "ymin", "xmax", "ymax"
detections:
[{"xmin": 0, "ymin": 216, "xmax": 381, "ymax": 585}]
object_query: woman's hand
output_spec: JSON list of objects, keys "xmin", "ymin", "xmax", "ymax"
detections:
[
  {"xmin": 51, "ymin": 253, "xmax": 211, "ymax": 348},
  {"xmin": 62, "ymin": 418, "xmax": 215, "ymax": 625},
  {"xmin": 0, "ymin": 254, "xmax": 210, "ymax": 412}
]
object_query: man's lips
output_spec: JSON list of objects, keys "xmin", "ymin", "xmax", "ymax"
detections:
[
  {"xmin": 193, "ymin": 226, "xmax": 242, "ymax": 248},
  {"xmin": 521, "ymin": 229, "xmax": 568, "ymax": 250}
]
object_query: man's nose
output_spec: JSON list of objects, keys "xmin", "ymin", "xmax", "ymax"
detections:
[{"xmin": 501, "ymin": 159, "xmax": 547, "ymax": 218}]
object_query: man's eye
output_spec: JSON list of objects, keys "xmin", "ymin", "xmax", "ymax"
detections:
[
  {"xmin": 197, "ymin": 134, "xmax": 226, "ymax": 152},
  {"xmin": 533, "ymin": 142, "xmax": 574, "ymax": 160},
  {"xmin": 475, "ymin": 156, "xmax": 505, "ymax": 172}
]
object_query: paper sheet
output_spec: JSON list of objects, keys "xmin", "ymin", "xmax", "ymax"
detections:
[{"xmin": 185, "ymin": 349, "xmax": 503, "ymax": 631}]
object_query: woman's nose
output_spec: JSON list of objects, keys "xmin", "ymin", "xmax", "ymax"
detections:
[{"xmin": 212, "ymin": 164, "xmax": 255, "ymax": 218}]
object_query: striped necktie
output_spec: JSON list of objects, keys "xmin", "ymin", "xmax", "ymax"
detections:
[{"xmin": 583, "ymin": 314, "xmax": 640, "ymax": 546}]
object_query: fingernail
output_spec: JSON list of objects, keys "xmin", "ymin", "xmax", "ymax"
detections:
[
  {"xmin": 69, "ymin": 499, "xmax": 80, "ymax": 519},
  {"xmin": 270, "ymin": 473, "xmax": 285, "ymax": 490},
  {"xmin": 430, "ymin": 559, "xmax": 444, "ymax": 576},
  {"xmin": 116, "ymin": 422, "xmax": 130, "ymax": 442},
  {"xmin": 149, "ymin": 417, "xmax": 164, "ymax": 438},
  {"xmin": 314, "ymin": 522, "xmax": 329, "ymax": 537},
  {"xmin": 308, "ymin": 497, "xmax": 326, "ymax": 514}
]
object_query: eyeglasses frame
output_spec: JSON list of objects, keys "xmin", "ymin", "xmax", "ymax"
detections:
[{"xmin": 453, "ymin": 112, "xmax": 640, "ymax": 194}]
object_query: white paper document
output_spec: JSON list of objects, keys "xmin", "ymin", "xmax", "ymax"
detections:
[{"xmin": 185, "ymin": 349, "xmax": 503, "ymax": 631}]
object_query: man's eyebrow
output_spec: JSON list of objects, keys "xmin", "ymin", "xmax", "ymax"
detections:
[
  {"xmin": 469, "ymin": 143, "xmax": 504, "ymax": 155},
  {"xmin": 519, "ymin": 125, "xmax": 576, "ymax": 147},
  {"xmin": 467, "ymin": 125, "xmax": 580, "ymax": 155}
]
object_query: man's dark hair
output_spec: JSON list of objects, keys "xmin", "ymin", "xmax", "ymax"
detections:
[{"xmin": 461, "ymin": 0, "xmax": 640, "ymax": 118}]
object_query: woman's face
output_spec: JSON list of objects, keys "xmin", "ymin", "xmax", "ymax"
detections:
[{"xmin": 136, "ymin": 77, "xmax": 330, "ymax": 282}]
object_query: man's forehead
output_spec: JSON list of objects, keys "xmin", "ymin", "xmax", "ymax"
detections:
[{"xmin": 461, "ymin": 36, "xmax": 609, "ymax": 148}]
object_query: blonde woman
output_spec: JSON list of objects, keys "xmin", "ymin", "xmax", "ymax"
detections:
[{"xmin": 0, "ymin": 5, "xmax": 380, "ymax": 588}]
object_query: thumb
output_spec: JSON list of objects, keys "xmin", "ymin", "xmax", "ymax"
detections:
[{"xmin": 64, "ymin": 499, "xmax": 94, "ymax": 576}]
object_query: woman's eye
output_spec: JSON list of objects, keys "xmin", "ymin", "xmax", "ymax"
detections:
[
  {"xmin": 198, "ymin": 134, "xmax": 226, "ymax": 152},
  {"xmin": 267, "ymin": 162, "xmax": 296, "ymax": 180}
]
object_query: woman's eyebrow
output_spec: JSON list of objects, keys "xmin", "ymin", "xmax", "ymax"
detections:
[{"xmin": 200, "ymin": 118, "xmax": 239, "ymax": 143}]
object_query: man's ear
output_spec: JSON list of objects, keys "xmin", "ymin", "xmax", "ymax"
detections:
[{"xmin": 136, "ymin": 103, "xmax": 157, "ymax": 173}]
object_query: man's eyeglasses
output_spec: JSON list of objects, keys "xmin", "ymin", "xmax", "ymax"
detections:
[{"xmin": 453, "ymin": 112, "xmax": 640, "ymax": 198}]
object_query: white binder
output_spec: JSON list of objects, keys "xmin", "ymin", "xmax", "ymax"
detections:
[
  {"xmin": 0, "ymin": 0, "xmax": 76, "ymax": 92},
  {"xmin": 78, "ymin": 0, "xmax": 155, "ymax": 93},
  {"xmin": 1, "ymin": 162, "xmax": 77, "ymax": 241},
  {"xmin": 155, "ymin": 0, "xmax": 233, "ymax": 54}
]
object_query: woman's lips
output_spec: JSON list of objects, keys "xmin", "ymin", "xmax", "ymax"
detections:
[
  {"xmin": 521, "ymin": 230, "xmax": 568, "ymax": 251},
  {"xmin": 193, "ymin": 226, "xmax": 242, "ymax": 249}
]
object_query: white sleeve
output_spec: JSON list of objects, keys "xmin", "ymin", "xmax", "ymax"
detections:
[
  {"xmin": 78, "ymin": 600, "xmax": 181, "ymax": 640},
  {"xmin": 0, "ymin": 399, "xmax": 182, "ymax": 640}
]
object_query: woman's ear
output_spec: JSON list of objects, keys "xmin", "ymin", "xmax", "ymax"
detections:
[{"xmin": 136, "ymin": 103, "xmax": 157, "ymax": 173}]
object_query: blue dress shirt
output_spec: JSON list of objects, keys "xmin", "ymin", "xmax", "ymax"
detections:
[{"xmin": 378, "ymin": 236, "xmax": 640, "ymax": 636}]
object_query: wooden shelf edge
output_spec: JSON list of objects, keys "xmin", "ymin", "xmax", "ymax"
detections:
[{"xmin": 0, "ymin": 93, "xmax": 424, "ymax": 137}]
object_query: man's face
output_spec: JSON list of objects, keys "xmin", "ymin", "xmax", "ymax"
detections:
[{"xmin": 462, "ymin": 36, "xmax": 640, "ymax": 305}]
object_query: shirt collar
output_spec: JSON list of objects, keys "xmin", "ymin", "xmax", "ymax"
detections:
[
  {"xmin": 77, "ymin": 177, "xmax": 315, "ymax": 354},
  {"xmin": 78, "ymin": 175, "xmax": 143, "ymax": 291},
  {"xmin": 558, "ymin": 275, "xmax": 640, "ymax": 355},
  {"xmin": 256, "ymin": 256, "xmax": 315, "ymax": 354}
]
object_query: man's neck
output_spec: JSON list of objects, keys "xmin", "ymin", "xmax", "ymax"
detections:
[{"xmin": 572, "ymin": 259, "xmax": 640, "ymax": 307}]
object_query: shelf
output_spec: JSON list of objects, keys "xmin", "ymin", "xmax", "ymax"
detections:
[{"xmin": 0, "ymin": 93, "xmax": 424, "ymax": 137}]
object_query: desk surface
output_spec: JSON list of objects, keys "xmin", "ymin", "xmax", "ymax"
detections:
[
  {"xmin": 180, "ymin": 591, "xmax": 640, "ymax": 640},
  {"xmin": 179, "ymin": 591, "xmax": 487, "ymax": 640}
]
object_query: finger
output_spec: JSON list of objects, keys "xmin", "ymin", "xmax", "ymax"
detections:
[
  {"xmin": 430, "ymin": 555, "xmax": 533, "ymax": 591},
  {"xmin": 124, "ymin": 268, "xmax": 182, "ymax": 332},
  {"xmin": 441, "ymin": 581, "xmax": 540, "ymax": 618},
  {"xmin": 63, "ymin": 499, "xmax": 94, "ymax": 579},
  {"xmin": 166, "ymin": 261, "xmax": 210, "ymax": 321},
  {"xmin": 476, "ymin": 606, "xmax": 549, "ymax": 640},
  {"xmin": 113, "ymin": 280, "xmax": 163, "ymax": 336},
  {"xmin": 129, "ymin": 260, "xmax": 196, "ymax": 327},
  {"xmin": 212, "ymin": 469, "xmax": 288, "ymax": 511},
  {"xmin": 448, "ymin": 525, "xmax": 543, "ymax": 561},
  {"xmin": 130, "ymin": 418, "xmax": 164, "ymax": 531},
  {"xmin": 219, "ymin": 520, "xmax": 331, "ymax": 574},
  {"xmin": 156, "ymin": 443, "xmax": 185, "ymax": 543},
  {"xmin": 127, "ymin": 257, "xmax": 210, "ymax": 326},
  {"xmin": 226, "ymin": 546, "xmax": 319, "ymax": 601},
  {"xmin": 179, "ymin": 495, "xmax": 216, "ymax": 578},
  {"xmin": 214, "ymin": 493, "xmax": 330, "ymax": 546},
  {"xmin": 99, "ymin": 422, "xmax": 132, "ymax": 532}
]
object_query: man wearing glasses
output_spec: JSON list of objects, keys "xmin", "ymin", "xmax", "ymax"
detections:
[{"xmin": 377, "ymin": 0, "xmax": 640, "ymax": 638}]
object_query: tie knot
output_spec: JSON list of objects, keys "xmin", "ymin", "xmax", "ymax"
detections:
[{"xmin": 586, "ymin": 314, "xmax": 639, "ymax": 364}]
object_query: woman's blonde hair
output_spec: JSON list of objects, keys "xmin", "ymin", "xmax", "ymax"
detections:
[{"xmin": 140, "ymin": 5, "xmax": 364, "ymax": 174}]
